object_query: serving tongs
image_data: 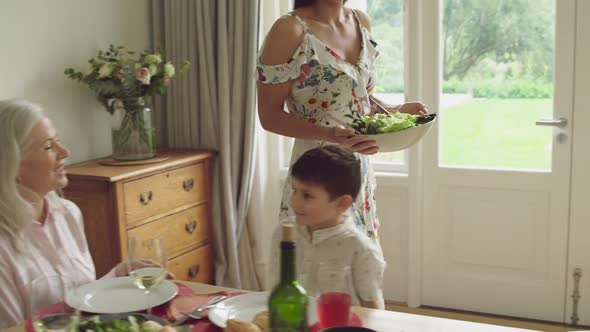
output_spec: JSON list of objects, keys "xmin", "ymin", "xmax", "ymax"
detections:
[
  {"xmin": 321, "ymin": 111, "xmax": 363, "ymax": 135},
  {"xmin": 370, "ymin": 96, "xmax": 437, "ymax": 125},
  {"xmin": 321, "ymin": 98, "xmax": 437, "ymax": 136}
]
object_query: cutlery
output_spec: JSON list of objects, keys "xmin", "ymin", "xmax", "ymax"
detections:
[
  {"xmin": 321, "ymin": 111, "xmax": 362, "ymax": 135},
  {"xmin": 322, "ymin": 100, "xmax": 436, "ymax": 136},
  {"xmin": 369, "ymin": 95, "xmax": 393, "ymax": 114},
  {"xmin": 415, "ymin": 113, "xmax": 437, "ymax": 125},
  {"xmin": 186, "ymin": 295, "xmax": 227, "ymax": 319},
  {"xmin": 370, "ymin": 95, "xmax": 436, "ymax": 124},
  {"xmin": 173, "ymin": 295, "xmax": 227, "ymax": 326}
]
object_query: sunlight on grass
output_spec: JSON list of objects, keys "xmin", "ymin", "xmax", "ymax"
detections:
[{"xmin": 441, "ymin": 99, "xmax": 553, "ymax": 170}]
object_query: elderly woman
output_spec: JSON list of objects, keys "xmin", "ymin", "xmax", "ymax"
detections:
[{"xmin": 0, "ymin": 99, "xmax": 135, "ymax": 327}]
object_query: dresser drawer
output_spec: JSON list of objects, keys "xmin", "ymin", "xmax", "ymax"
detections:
[
  {"xmin": 169, "ymin": 245, "xmax": 214, "ymax": 283},
  {"xmin": 127, "ymin": 204, "xmax": 210, "ymax": 258},
  {"xmin": 123, "ymin": 163, "xmax": 207, "ymax": 225}
]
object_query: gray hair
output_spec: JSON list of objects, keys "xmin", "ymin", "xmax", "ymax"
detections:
[{"xmin": 0, "ymin": 99, "xmax": 46, "ymax": 253}]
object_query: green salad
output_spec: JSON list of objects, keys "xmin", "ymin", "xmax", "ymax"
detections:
[
  {"xmin": 351, "ymin": 113, "xmax": 417, "ymax": 134},
  {"xmin": 77, "ymin": 315, "xmax": 168, "ymax": 332}
]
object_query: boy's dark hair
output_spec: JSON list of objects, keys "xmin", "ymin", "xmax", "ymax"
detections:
[{"xmin": 291, "ymin": 145, "xmax": 361, "ymax": 200}]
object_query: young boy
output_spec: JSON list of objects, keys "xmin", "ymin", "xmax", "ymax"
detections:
[{"xmin": 270, "ymin": 145, "xmax": 386, "ymax": 309}]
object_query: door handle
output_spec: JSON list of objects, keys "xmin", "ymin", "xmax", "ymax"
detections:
[{"xmin": 535, "ymin": 118, "xmax": 567, "ymax": 128}]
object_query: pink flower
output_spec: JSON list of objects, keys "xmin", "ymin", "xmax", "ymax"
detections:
[
  {"xmin": 327, "ymin": 48, "xmax": 342, "ymax": 61},
  {"xmin": 300, "ymin": 64, "xmax": 312, "ymax": 75},
  {"xmin": 135, "ymin": 67, "xmax": 151, "ymax": 85}
]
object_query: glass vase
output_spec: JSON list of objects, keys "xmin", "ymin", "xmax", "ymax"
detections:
[{"xmin": 109, "ymin": 97, "xmax": 156, "ymax": 161}]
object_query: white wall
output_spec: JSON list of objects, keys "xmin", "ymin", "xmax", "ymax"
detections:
[{"xmin": 0, "ymin": 0, "xmax": 151, "ymax": 163}]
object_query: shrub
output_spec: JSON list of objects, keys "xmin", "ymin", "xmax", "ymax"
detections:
[{"xmin": 472, "ymin": 80, "xmax": 552, "ymax": 99}]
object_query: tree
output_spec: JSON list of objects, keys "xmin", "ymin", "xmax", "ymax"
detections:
[{"xmin": 443, "ymin": 0, "xmax": 553, "ymax": 81}]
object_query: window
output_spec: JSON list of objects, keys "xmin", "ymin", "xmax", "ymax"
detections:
[{"xmin": 439, "ymin": 0, "xmax": 555, "ymax": 171}]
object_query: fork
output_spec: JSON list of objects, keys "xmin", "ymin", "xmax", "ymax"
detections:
[{"xmin": 173, "ymin": 295, "xmax": 227, "ymax": 326}]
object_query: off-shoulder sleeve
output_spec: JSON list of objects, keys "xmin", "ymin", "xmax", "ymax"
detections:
[{"xmin": 256, "ymin": 40, "xmax": 310, "ymax": 84}]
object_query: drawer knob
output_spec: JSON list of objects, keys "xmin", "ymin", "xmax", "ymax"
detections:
[
  {"xmin": 139, "ymin": 191, "xmax": 153, "ymax": 206},
  {"xmin": 185, "ymin": 220, "xmax": 197, "ymax": 234},
  {"xmin": 188, "ymin": 264, "xmax": 200, "ymax": 278},
  {"xmin": 183, "ymin": 178, "xmax": 194, "ymax": 192}
]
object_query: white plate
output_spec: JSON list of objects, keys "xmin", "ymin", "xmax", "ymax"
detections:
[
  {"xmin": 208, "ymin": 291, "xmax": 317, "ymax": 328},
  {"xmin": 369, "ymin": 117, "xmax": 436, "ymax": 152},
  {"xmin": 66, "ymin": 277, "xmax": 178, "ymax": 313}
]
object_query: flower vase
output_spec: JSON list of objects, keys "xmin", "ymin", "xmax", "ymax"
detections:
[{"xmin": 109, "ymin": 97, "xmax": 156, "ymax": 161}]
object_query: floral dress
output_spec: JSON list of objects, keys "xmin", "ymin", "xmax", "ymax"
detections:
[{"xmin": 257, "ymin": 11, "xmax": 380, "ymax": 238}]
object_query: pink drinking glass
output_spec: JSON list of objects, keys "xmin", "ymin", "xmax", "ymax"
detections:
[{"xmin": 315, "ymin": 264, "xmax": 352, "ymax": 329}]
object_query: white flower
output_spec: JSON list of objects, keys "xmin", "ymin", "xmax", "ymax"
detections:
[
  {"xmin": 148, "ymin": 64, "xmax": 158, "ymax": 75},
  {"xmin": 164, "ymin": 62, "xmax": 175, "ymax": 78},
  {"xmin": 98, "ymin": 62, "xmax": 115, "ymax": 78},
  {"xmin": 143, "ymin": 53, "xmax": 163, "ymax": 65}
]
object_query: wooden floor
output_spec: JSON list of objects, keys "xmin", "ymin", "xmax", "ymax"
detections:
[{"xmin": 385, "ymin": 302, "xmax": 588, "ymax": 332}]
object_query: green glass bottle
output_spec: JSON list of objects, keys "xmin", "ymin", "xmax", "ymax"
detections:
[{"xmin": 269, "ymin": 224, "xmax": 309, "ymax": 332}]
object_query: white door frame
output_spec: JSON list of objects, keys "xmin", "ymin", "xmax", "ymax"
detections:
[{"xmin": 406, "ymin": 0, "xmax": 440, "ymax": 308}]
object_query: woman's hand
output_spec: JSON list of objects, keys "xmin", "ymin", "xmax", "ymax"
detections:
[
  {"xmin": 114, "ymin": 260, "xmax": 176, "ymax": 279},
  {"xmin": 330, "ymin": 127, "xmax": 379, "ymax": 155},
  {"xmin": 398, "ymin": 101, "xmax": 428, "ymax": 115}
]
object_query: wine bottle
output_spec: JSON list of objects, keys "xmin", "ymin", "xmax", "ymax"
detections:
[{"xmin": 269, "ymin": 224, "xmax": 309, "ymax": 331}]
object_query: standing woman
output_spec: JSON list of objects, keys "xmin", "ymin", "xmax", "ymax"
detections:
[{"xmin": 257, "ymin": 0, "xmax": 427, "ymax": 237}]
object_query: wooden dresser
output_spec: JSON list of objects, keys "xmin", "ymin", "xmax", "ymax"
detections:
[{"xmin": 63, "ymin": 149, "xmax": 216, "ymax": 283}]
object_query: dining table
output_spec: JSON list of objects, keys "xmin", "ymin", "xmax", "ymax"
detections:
[{"xmin": 1, "ymin": 281, "xmax": 543, "ymax": 332}]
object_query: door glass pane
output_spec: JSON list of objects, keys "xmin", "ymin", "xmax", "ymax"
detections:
[
  {"xmin": 440, "ymin": 0, "xmax": 554, "ymax": 171},
  {"xmin": 365, "ymin": 0, "xmax": 406, "ymax": 165}
]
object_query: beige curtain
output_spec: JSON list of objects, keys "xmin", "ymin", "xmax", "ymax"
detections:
[
  {"xmin": 151, "ymin": 0, "xmax": 260, "ymax": 289},
  {"xmin": 247, "ymin": 0, "xmax": 294, "ymax": 291}
]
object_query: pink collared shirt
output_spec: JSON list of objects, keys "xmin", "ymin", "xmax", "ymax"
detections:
[{"xmin": 0, "ymin": 198, "xmax": 116, "ymax": 328}]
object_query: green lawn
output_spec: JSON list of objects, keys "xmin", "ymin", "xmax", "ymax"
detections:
[
  {"xmin": 442, "ymin": 98, "xmax": 552, "ymax": 170},
  {"xmin": 372, "ymin": 98, "xmax": 553, "ymax": 170}
]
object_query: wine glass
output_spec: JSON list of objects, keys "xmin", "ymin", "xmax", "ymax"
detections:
[
  {"xmin": 127, "ymin": 236, "xmax": 168, "ymax": 314},
  {"xmin": 30, "ymin": 275, "xmax": 80, "ymax": 332},
  {"xmin": 315, "ymin": 263, "xmax": 353, "ymax": 329}
]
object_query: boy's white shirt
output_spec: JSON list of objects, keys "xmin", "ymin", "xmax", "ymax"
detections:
[{"xmin": 270, "ymin": 218, "xmax": 386, "ymax": 309}]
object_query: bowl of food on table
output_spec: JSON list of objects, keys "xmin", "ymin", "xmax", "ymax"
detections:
[
  {"xmin": 77, "ymin": 313, "xmax": 182, "ymax": 332},
  {"xmin": 351, "ymin": 112, "xmax": 437, "ymax": 152}
]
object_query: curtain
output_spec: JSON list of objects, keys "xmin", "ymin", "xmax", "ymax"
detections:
[
  {"xmin": 246, "ymin": 0, "xmax": 294, "ymax": 290},
  {"xmin": 151, "ymin": 0, "xmax": 260, "ymax": 289}
]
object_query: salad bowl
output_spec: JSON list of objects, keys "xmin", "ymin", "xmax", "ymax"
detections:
[{"xmin": 364, "ymin": 114, "xmax": 437, "ymax": 152}]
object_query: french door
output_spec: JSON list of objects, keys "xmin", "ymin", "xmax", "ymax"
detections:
[{"xmin": 419, "ymin": 0, "xmax": 575, "ymax": 322}]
